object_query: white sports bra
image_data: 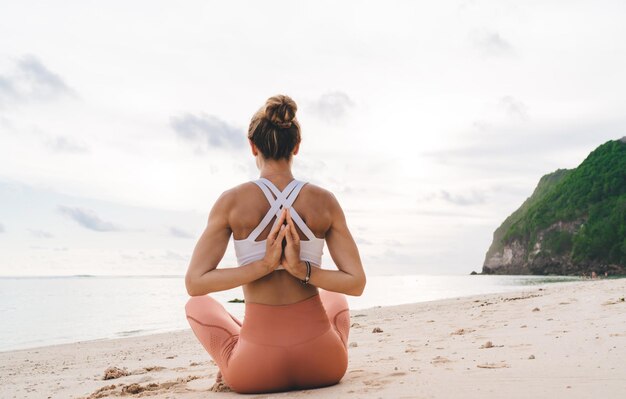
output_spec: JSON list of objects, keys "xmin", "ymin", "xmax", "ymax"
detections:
[{"xmin": 233, "ymin": 177, "xmax": 325, "ymax": 270}]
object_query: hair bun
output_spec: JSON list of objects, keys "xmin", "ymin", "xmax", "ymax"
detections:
[{"xmin": 264, "ymin": 94, "xmax": 297, "ymax": 129}]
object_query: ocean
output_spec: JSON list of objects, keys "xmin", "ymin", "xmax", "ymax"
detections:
[{"xmin": 0, "ymin": 274, "xmax": 585, "ymax": 352}]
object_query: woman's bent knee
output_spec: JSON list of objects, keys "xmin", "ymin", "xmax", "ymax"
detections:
[
  {"xmin": 184, "ymin": 295, "xmax": 226, "ymax": 326},
  {"xmin": 185, "ymin": 295, "xmax": 241, "ymax": 339}
]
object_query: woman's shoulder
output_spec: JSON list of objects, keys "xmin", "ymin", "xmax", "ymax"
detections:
[
  {"xmin": 300, "ymin": 182, "xmax": 346, "ymax": 219},
  {"xmin": 301, "ymin": 180, "xmax": 326, "ymax": 193},
  {"xmin": 211, "ymin": 182, "xmax": 255, "ymax": 207},
  {"xmin": 230, "ymin": 181, "xmax": 258, "ymax": 194},
  {"xmin": 217, "ymin": 180, "xmax": 338, "ymax": 207},
  {"xmin": 226, "ymin": 179, "xmax": 334, "ymax": 195}
]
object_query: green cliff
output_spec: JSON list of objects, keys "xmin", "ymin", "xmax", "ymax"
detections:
[{"xmin": 482, "ymin": 137, "xmax": 626, "ymax": 275}]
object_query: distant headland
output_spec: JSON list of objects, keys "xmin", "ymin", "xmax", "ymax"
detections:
[{"xmin": 481, "ymin": 138, "xmax": 626, "ymax": 276}]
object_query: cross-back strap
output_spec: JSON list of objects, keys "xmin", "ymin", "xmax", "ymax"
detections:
[
  {"xmin": 248, "ymin": 179, "xmax": 299, "ymax": 241},
  {"xmin": 249, "ymin": 178, "xmax": 317, "ymax": 241},
  {"xmin": 264, "ymin": 181, "xmax": 315, "ymax": 239},
  {"xmin": 285, "ymin": 205, "xmax": 316, "ymax": 240}
]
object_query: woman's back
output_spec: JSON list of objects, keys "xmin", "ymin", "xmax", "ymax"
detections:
[{"xmin": 228, "ymin": 176, "xmax": 333, "ymax": 305}]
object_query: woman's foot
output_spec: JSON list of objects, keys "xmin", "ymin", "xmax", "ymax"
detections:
[{"xmin": 210, "ymin": 371, "xmax": 232, "ymax": 392}]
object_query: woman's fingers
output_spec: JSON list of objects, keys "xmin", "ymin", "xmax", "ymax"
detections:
[
  {"xmin": 276, "ymin": 224, "xmax": 288, "ymax": 247},
  {"xmin": 284, "ymin": 224, "xmax": 292, "ymax": 244},
  {"xmin": 268, "ymin": 208, "xmax": 287, "ymax": 242},
  {"xmin": 285, "ymin": 208, "xmax": 300, "ymax": 242},
  {"xmin": 267, "ymin": 225, "xmax": 287, "ymax": 265},
  {"xmin": 272, "ymin": 224, "xmax": 285, "ymax": 247}
]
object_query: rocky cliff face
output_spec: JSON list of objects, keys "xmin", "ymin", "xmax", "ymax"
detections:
[
  {"xmin": 482, "ymin": 240, "xmax": 530, "ymax": 275},
  {"xmin": 482, "ymin": 220, "xmax": 586, "ymax": 275}
]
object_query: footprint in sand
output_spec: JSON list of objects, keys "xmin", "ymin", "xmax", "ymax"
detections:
[
  {"xmin": 602, "ymin": 298, "xmax": 625, "ymax": 306},
  {"xmin": 348, "ymin": 370, "xmax": 390, "ymax": 392},
  {"xmin": 476, "ymin": 362, "xmax": 509, "ymax": 369},
  {"xmin": 451, "ymin": 328, "xmax": 475, "ymax": 336},
  {"xmin": 479, "ymin": 341, "xmax": 504, "ymax": 349},
  {"xmin": 362, "ymin": 377, "xmax": 392, "ymax": 388},
  {"xmin": 349, "ymin": 369, "xmax": 365, "ymax": 373},
  {"xmin": 430, "ymin": 356, "xmax": 451, "ymax": 365},
  {"xmin": 130, "ymin": 366, "xmax": 166, "ymax": 375}
]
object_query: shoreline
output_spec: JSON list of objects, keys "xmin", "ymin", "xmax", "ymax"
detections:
[
  {"xmin": 1, "ymin": 278, "xmax": 625, "ymax": 398},
  {"xmin": 0, "ymin": 274, "xmax": 588, "ymax": 354}
]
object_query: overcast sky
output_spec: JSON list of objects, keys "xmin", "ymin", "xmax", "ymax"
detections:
[{"xmin": 1, "ymin": 0, "xmax": 625, "ymax": 276}]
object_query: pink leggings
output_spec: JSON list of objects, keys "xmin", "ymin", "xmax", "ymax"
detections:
[{"xmin": 185, "ymin": 290, "xmax": 350, "ymax": 394}]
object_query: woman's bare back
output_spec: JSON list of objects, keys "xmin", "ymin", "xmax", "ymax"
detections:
[{"xmin": 228, "ymin": 178, "xmax": 333, "ymax": 304}]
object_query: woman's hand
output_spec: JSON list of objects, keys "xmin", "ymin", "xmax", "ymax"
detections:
[
  {"xmin": 262, "ymin": 208, "xmax": 289, "ymax": 274},
  {"xmin": 281, "ymin": 207, "xmax": 308, "ymax": 280}
]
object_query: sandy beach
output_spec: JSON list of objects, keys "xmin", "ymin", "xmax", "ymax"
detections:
[{"xmin": 1, "ymin": 278, "xmax": 625, "ymax": 399}]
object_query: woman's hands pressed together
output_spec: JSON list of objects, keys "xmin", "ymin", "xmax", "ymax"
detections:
[
  {"xmin": 262, "ymin": 208, "xmax": 289, "ymax": 274},
  {"xmin": 280, "ymin": 207, "xmax": 308, "ymax": 281}
]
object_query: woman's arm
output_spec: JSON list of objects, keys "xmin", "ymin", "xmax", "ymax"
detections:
[
  {"xmin": 184, "ymin": 191, "xmax": 288, "ymax": 296},
  {"xmin": 282, "ymin": 192, "xmax": 366, "ymax": 296}
]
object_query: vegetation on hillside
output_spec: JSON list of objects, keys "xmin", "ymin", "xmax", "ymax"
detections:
[
  {"xmin": 484, "ymin": 169, "xmax": 571, "ymax": 260},
  {"xmin": 489, "ymin": 139, "xmax": 626, "ymax": 266}
]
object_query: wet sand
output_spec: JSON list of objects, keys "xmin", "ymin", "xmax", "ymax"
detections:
[{"xmin": 1, "ymin": 278, "xmax": 625, "ymax": 398}]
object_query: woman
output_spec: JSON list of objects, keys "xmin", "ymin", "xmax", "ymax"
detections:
[{"xmin": 184, "ymin": 94, "xmax": 366, "ymax": 394}]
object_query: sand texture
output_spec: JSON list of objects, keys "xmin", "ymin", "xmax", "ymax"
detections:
[{"xmin": 1, "ymin": 278, "xmax": 625, "ymax": 398}]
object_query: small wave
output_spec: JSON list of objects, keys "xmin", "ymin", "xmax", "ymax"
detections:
[{"xmin": 116, "ymin": 329, "xmax": 146, "ymax": 337}]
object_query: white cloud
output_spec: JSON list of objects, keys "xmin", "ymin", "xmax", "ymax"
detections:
[
  {"xmin": 168, "ymin": 226, "xmax": 194, "ymax": 239},
  {"xmin": 439, "ymin": 190, "xmax": 486, "ymax": 206},
  {"xmin": 0, "ymin": 54, "xmax": 75, "ymax": 106},
  {"xmin": 306, "ymin": 91, "xmax": 355, "ymax": 123},
  {"xmin": 44, "ymin": 135, "xmax": 89, "ymax": 153},
  {"xmin": 28, "ymin": 229, "xmax": 54, "ymax": 238},
  {"xmin": 469, "ymin": 29, "xmax": 514, "ymax": 57},
  {"xmin": 499, "ymin": 96, "xmax": 529, "ymax": 121},
  {"xmin": 57, "ymin": 205, "xmax": 123, "ymax": 232},
  {"xmin": 170, "ymin": 113, "xmax": 246, "ymax": 151}
]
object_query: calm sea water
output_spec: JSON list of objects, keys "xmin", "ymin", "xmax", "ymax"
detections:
[{"xmin": 0, "ymin": 274, "xmax": 585, "ymax": 352}]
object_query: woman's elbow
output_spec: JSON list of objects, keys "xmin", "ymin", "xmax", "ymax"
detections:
[
  {"xmin": 185, "ymin": 273, "xmax": 202, "ymax": 296},
  {"xmin": 349, "ymin": 274, "xmax": 366, "ymax": 296}
]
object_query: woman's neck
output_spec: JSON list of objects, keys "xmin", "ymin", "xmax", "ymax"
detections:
[
  {"xmin": 260, "ymin": 170, "xmax": 293, "ymax": 177},
  {"xmin": 259, "ymin": 160, "xmax": 293, "ymax": 180}
]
